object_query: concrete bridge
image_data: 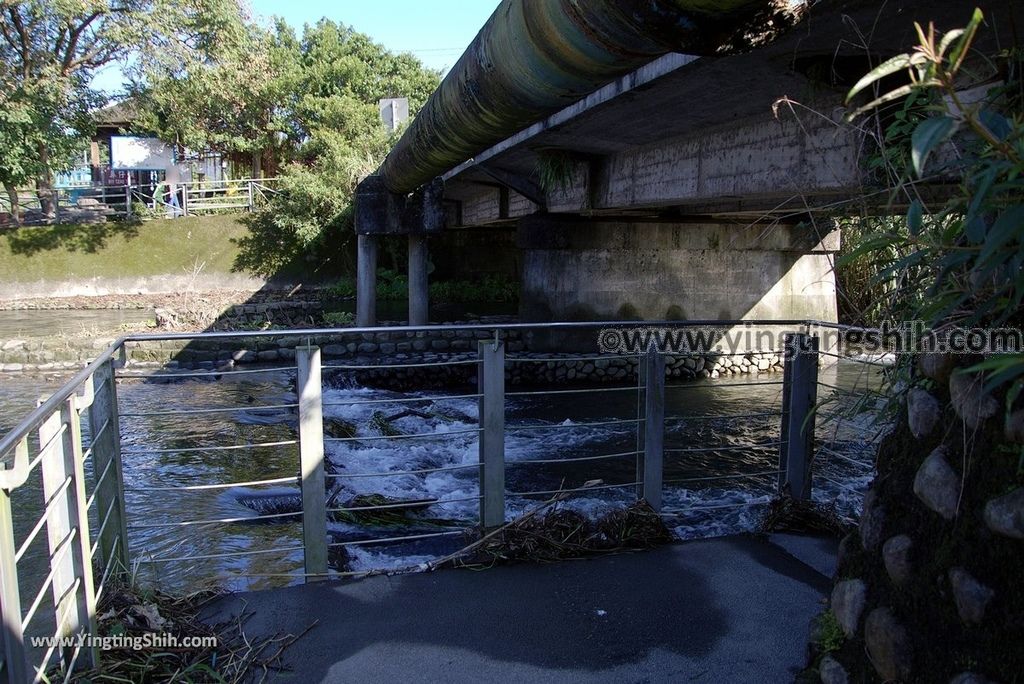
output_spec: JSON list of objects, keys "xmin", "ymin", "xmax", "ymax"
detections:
[{"xmin": 354, "ymin": 0, "xmax": 1014, "ymax": 327}]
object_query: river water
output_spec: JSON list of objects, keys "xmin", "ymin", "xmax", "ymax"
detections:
[{"xmin": 0, "ymin": 357, "xmax": 882, "ymax": 594}]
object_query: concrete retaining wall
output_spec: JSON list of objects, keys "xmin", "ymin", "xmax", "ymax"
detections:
[{"xmin": 517, "ymin": 216, "xmax": 839, "ymax": 325}]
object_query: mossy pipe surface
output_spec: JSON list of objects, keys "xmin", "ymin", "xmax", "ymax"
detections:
[{"xmin": 380, "ymin": 0, "xmax": 805, "ymax": 195}]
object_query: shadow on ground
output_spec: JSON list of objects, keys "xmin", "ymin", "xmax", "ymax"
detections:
[{"xmin": 201, "ymin": 535, "xmax": 834, "ymax": 683}]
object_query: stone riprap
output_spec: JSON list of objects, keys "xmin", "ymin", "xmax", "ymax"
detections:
[{"xmin": 0, "ymin": 320, "xmax": 785, "ymax": 387}]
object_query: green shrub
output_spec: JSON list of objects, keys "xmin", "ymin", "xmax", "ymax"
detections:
[
  {"xmin": 322, "ymin": 311, "xmax": 354, "ymax": 327},
  {"xmin": 844, "ymin": 8, "xmax": 1024, "ymax": 401}
]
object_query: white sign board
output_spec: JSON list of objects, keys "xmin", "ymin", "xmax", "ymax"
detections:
[
  {"xmin": 110, "ymin": 136, "xmax": 174, "ymax": 171},
  {"xmin": 378, "ymin": 98, "xmax": 409, "ymax": 132}
]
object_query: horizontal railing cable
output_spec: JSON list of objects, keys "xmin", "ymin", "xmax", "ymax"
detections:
[
  {"xmin": 816, "ymin": 444, "xmax": 873, "ymax": 469},
  {"xmin": 126, "ymin": 475, "xmax": 300, "ymax": 492},
  {"xmin": 121, "ymin": 439, "xmax": 297, "ymax": 456},
  {"xmin": 128, "ymin": 511, "xmax": 302, "ymax": 529},
  {"xmin": 506, "ymin": 386, "xmax": 644, "ymax": 397},
  {"xmin": 141, "ymin": 544, "xmax": 306, "ymax": 565},
  {"xmin": 119, "ymin": 403, "xmax": 298, "ymax": 418},
  {"xmin": 665, "ymin": 440, "xmax": 784, "ymax": 455},
  {"xmin": 509, "ymin": 481, "xmax": 640, "ymax": 497},
  {"xmin": 815, "ymin": 350, "xmax": 892, "ymax": 366},
  {"xmin": 326, "ymin": 463, "xmax": 480, "ymax": 479},
  {"xmin": 322, "ymin": 393, "xmax": 481, "ymax": 408},
  {"xmin": 666, "ymin": 411, "xmax": 782, "ymax": 422},
  {"xmin": 327, "ymin": 529, "xmax": 466, "ymax": 548},
  {"xmin": 322, "ymin": 359, "xmax": 480, "ymax": 370},
  {"xmin": 324, "ymin": 427, "xmax": 481, "ymax": 443},
  {"xmin": 116, "ymin": 366, "xmax": 299, "ymax": 380},
  {"xmin": 506, "ymin": 418, "xmax": 642, "ymax": 432},
  {"xmin": 511, "ymin": 449, "xmax": 639, "ymax": 466},
  {"xmin": 327, "ymin": 494, "xmax": 482, "ymax": 513},
  {"xmin": 667, "ymin": 380, "xmax": 784, "ymax": 390},
  {"xmin": 663, "ymin": 470, "xmax": 783, "ymax": 485},
  {"xmin": 658, "ymin": 498, "xmax": 772, "ymax": 516},
  {"xmin": 506, "ymin": 354, "xmax": 640, "ymax": 363}
]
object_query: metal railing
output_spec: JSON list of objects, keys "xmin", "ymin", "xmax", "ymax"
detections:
[
  {"xmin": 0, "ymin": 321, "xmax": 837, "ymax": 682},
  {"xmin": 0, "ymin": 178, "xmax": 279, "ymax": 222},
  {"xmin": 809, "ymin": 322, "xmax": 890, "ymax": 515}
]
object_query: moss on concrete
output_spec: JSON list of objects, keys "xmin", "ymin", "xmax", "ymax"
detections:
[{"xmin": 0, "ymin": 215, "xmax": 249, "ymax": 284}]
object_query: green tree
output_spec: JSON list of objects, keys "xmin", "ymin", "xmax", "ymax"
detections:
[
  {"xmin": 130, "ymin": 17, "xmax": 298, "ymax": 178},
  {"xmin": 233, "ymin": 20, "xmax": 440, "ymax": 277},
  {"xmin": 0, "ymin": 0, "xmax": 247, "ymax": 219}
]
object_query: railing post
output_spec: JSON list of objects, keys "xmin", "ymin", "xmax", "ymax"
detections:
[
  {"xmin": 296, "ymin": 346, "xmax": 328, "ymax": 582},
  {"xmin": 779, "ymin": 333, "xmax": 819, "ymax": 500},
  {"xmin": 87, "ymin": 361, "xmax": 130, "ymax": 573},
  {"xmin": 478, "ymin": 339, "xmax": 505, "ymax": 529},
  {"xmin": 39, "ymin": 399, "xmax": 98, "ymax": 671},
  {"xmin": 247, "ymin": 180, "xmax": 254, "ymax": 212},
  {"xmin": 639, "ymin": 349, "xmax": 665, "ymax": 511},
  {"xmin": 0, "ymin": 485, "xmax": 29, "ymax": 684}
]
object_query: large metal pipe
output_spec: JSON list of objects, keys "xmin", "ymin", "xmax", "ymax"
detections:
[{"xmin": 380, "ymin": 0, "xmax": 804, "ymax": 195}]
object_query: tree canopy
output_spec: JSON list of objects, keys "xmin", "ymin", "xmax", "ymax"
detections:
[
  {"xmin": 0, "ymin": 0, "xmax": 248, "ymax": 219},
  {"xmin": 0, "ymin": 2, "xmax": 441, "ymax": 275}
]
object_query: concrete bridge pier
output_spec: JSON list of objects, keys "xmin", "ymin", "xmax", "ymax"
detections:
[
  {"xmin": 355, "ymin": 176, "xmax": 444, "ymax": 326},
  {"xmin": 356, "ymin": 234, "xmax": 378, "ymax": 327},
  {"xmin": 407, "ymin": 233, "xmax": 429, "ymax": 326}
]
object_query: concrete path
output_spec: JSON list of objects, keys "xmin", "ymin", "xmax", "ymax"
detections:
[{"xmin": 202, "ymin": 533, "xmax": 835, "ymax": 683}]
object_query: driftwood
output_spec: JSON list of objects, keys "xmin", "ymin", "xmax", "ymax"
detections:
[
  {"xmin": 429, "ymin": 480, "xmax": 674, "ymax": 570},
  {"xmin": 756, "ymin": 496, "xmax": 854, "ymax": 537}
]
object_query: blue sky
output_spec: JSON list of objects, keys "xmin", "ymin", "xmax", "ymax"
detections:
[{"xmin": 92, "ymin": 0, "xmax": 500, "ymax": 93}]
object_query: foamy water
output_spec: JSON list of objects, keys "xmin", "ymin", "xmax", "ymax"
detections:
[{"xmin": 0, "ymin": 358, "xmax": 882, "ymax": 590}]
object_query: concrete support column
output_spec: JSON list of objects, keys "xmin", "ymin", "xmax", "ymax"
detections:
[
  {"xmin": 408, "ymin": 233, "xmax": 429, "ymax": 326},
  {"xmin": 356, "ymin": 234, "xmax": 378, "ymax": 327}
]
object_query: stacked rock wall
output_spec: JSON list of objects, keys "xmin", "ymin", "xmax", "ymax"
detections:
[{"xmin": 816, "ymin": 353, "xmax": 1024, "ymax": 683}]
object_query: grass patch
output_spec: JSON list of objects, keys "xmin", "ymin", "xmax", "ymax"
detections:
[{"xmin": 0, "ymin": 215, "xmax": 249, "ymax": 283}]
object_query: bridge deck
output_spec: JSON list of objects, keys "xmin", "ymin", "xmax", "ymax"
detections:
[{"xmin": 201, "ymin": 533, "xmax": 836, "ymax": 683}]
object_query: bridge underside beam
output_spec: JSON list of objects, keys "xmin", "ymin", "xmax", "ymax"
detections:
[{"xmin": 440, "ymin": 0, "xmax": 1015, "ymax": 227}]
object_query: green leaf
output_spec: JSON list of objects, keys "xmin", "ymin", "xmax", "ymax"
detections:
[
  {"xmin": 937, "ymin": 28, "xmax": 966, "ymax": 58},
  {"xmin": 978, "ymin": 205, "xmax": 1024, "ymax": 263},
  {"xmin": 911, "ymin": 116, "xmax": 958, "ymax": 176},
  {"xmin": 906, "ymin": 200, "xmax": 923, "ymax": 234},
  {"xmin": 836, "ymin": 234, "xmax": 901, "ymax": 266},
  {"xmin": 978, "ymin": 108, "xmax": 1012, "ymax": 141},
  {"xmin": 846, "ymin": 54, "xmax": 913, "ymax": 103},
  {"xmin": 846, "ymin": 83, "xmax": 922, "ymax": 121},
  {"xmin": 949, "ymin": 8, "xmax": 985, "ymax": 74}
]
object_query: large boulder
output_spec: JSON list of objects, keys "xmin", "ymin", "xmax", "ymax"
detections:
[
  {"xmin": 860, "ymin": 488, "xmax": 887, "ymax": 550},
  {"xmin": 907, "ymin": 388, "xmax": 942, "ymax": 438},
  {"xmin": 819, "ymin": 654, "xmax": 849, "ymax": 684},
  {"xmin": 882, "ymin": 534, "xmax": 913, "ymax": 586},
  {"xmin": 831, "ymin": 579, "xmax": 867, "ymax": 638},
  {"xmin": 913, "ymin": 446, "xmax": 961, "ymax": 520},
  {"xmin": 919, "ymin": 353, "xmax": 955, "ymax": 383},
  {"xmin": 983, "ymin": 487, "xmax": 1024, "ymax": 539},
  {"xmin": 864, "ymin": 607, "xmax": 913, "ymax": 681},
  {"xmin": 1005, "ymin": 409, "xmax": 1024, "ymax": 443},
  {"xmin": 949, "ymin": 567, "xmax": 995, "ymax": 625},
  {"xmin": 949, "ymin": 372, "xmax": 999, "ymax": 429}
]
